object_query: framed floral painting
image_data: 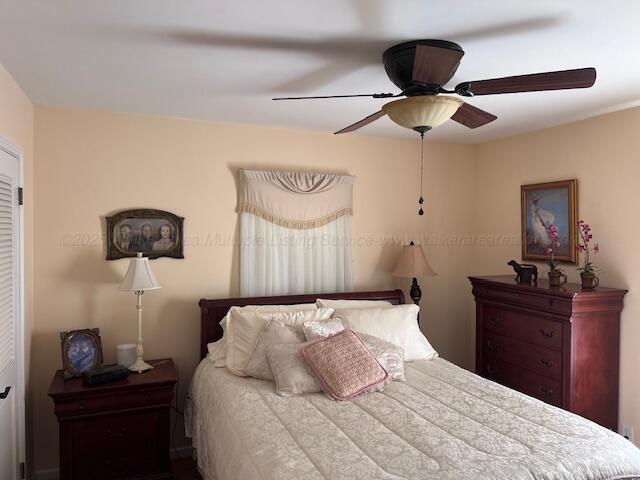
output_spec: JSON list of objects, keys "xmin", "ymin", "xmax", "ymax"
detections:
[{"xmin": 521, "ymin": 179, "xmax": 577, "ymax": 263}]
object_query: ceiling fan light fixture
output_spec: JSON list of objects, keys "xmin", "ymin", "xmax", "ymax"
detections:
[{"xmin": 382, "ymin": 96, "xmax": 463, "ymax": 130}]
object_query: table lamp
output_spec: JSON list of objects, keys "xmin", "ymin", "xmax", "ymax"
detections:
[
  {"xmin": 393, "ymin": 242, "xmax": 436, "ymax": 315},
  {"xmin": 119, "ymin": 252, "xmax": 161, "ymax": 373}
]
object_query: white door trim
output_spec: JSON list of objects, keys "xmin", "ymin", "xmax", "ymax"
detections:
[{"xmin": 0, "ymin": 135, "xmax": 25, "ymax": 476}]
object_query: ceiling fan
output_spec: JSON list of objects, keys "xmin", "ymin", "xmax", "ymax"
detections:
[{"xmin": 273, "ymin": 39, "xmax": 596, "ymax": 134}]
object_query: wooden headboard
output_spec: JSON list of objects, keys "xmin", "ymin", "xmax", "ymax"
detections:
[{"xmin": 198, "ymin": 289, "xmax": 405, "ymax": 359}]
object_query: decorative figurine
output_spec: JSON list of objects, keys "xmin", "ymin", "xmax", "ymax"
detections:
[{"xmin": 507, "ymin": 260, "xmax": 538, "ymax": 284}]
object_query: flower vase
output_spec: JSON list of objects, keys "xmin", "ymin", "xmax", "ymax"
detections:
[
  {"xmin": 548, "ymin": 270, "xmax": 567, "ymax": 287},
  {"xmin": 580, "ymin": 271, "xmax": 599, "ymax": 290}
]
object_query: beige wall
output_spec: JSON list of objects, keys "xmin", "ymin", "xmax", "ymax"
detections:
[
  {"xmin": 30, "ymin": 101, "xmax": 640, "ymax": 474},
  {"xmin": 473, "ymin": 106, "xmax": 640, "ymax": 441},
  {"xmin": 0, "ymin": 63, "xmax": 34, "ymax": 473},
  {"xmin": 33, "ymin": 107, "xmax": 476, "ymax": 472}
]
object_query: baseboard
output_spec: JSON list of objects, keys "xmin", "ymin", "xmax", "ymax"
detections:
[
  {"xmin": 32, "ymin": 468, "xmax": 59, "ymax": 480},
  {"xmin": 171, "ymin": 444, "xmax": 194, "ymax": 460},
  {"xmin": 33, "ymin": 446, "xmax": 194, "ymax": 480}
]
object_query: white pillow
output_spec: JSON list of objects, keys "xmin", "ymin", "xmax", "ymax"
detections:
[
  {"xmin": 210, "ymin": 303, "xmax": 317, "ymax": 367},
  {"xmin": 315, "ymin": 298, "xmax": 393, "ymax": 309},
  {"xmin": 332, "ymin": 304, "xmax": 438, "ymax": 361},
  {"xmin": 226, "ymin": 307, "xmax": 334, "ymax": 376}
]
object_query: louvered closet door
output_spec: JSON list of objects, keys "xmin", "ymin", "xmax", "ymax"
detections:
[{"xmin": 0, "ymin": 144, "xmax": 20, "ymax": 480}]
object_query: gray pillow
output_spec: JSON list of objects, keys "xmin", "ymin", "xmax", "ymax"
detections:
[
  {"xmin": 265, "ymin": 342, "xmax": 321, "ymax": 397},
  {"xmin": 245, "ymin": 319, "xmax": 305, "ymax": 381}
]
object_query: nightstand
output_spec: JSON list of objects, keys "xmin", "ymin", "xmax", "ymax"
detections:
[{"xmin": 48, "ymin": 358, "xmax": 178, "ymax": 480}]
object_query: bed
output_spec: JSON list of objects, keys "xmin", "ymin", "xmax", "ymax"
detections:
[{"xmin": 189, "ymin": 290, "xmax": 640, "ymax": 480}]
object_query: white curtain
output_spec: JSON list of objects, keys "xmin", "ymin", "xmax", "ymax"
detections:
[{"xmin": 238, "ymin": 169, "xmax": 354, "ymax": 297}]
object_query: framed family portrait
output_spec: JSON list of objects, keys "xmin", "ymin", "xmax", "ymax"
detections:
[
  {"xmin": 105, "ymin": 208, "xmax": 184, "ymax": 260},
  {"xmin": 521, "ymin": 179, "xmax": 578, "ymax": 263},
  {"xmin": 60, "ymin": 328, "xmax": 103, "ymax": 379}
]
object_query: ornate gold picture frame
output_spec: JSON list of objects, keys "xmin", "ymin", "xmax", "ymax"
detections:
[{"xmin": 521, "ymin": 179, "xmax": 577, "ymax": 263}]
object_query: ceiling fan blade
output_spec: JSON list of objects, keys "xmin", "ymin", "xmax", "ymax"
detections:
[
  {"xmin": 412, "ymin": 44, "xmax": 464, "ymax": 86},
  {"xmin": 334, "ymin": 111, "xmax": 387, "ymax": 134},
  {"xmin": 273, "ymin": 93, "xmax": 396, "ymax": 101},
  {"xmin": 462, "ymin": 67, "xmax": 596, "ymax": 96},
  {"xmin": 452, "ymin": 102, "xmax": 497, "ymax": 129}
]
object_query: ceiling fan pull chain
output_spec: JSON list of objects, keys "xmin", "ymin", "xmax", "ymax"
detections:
[{"xmin": 418, "ymin": 132, "xmax": 425, "ymax": 216}]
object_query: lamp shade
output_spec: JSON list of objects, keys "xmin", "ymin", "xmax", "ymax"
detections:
[
  {"xmin": 393, "ymin": 244, "xmax": 437, "ymax": 278},
  {"xmin": 382, "ymin": 95, "xmax": 463, "ymax": 130},
  {"xmin": 119, "ymin": 252, "xmax": 162, "ymax": 291}
]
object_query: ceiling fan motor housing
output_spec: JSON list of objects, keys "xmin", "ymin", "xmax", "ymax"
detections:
[{"xmin": 383, "ymin": 39, "xmax": 464, "ymax": 95}]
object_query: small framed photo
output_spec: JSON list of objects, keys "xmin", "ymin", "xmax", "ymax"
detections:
[
  {"xmin": 521, "ymin": 179, "xmax": 578, "ymax": 263},
  {"xmin": 60, "ymin": 328, "xmax": 104, "ymax": 379},
  {"xmin": 105, "ymin": 208, "xmax": 184, "ymax": 260}
]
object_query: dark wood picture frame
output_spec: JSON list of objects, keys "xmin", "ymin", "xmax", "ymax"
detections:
[
  {"xmin": 105, "ymin": 208, "xmax": 184, "ymax": 260},
  {"xmin": 60, "ymin": 328, "xmax": 104, "ymax": 379},
  {"xmin": 521, "ymin": 179, "xmax": 577, "ymax": 263}
]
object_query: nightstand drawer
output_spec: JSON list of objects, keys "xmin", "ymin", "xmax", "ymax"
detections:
[
  {"xmin": 483, "ymin": 358, "xmax": 562, "ymax": 407},
  {"xmin": 54, "ymin": 385, "xmax": 174, "ymax": 418},
  {"xmin": 71, "ymin": 410, "xmax": 169, "ymax": 479},
  {"xmin": 483, "ymin": 331, "xmax": 562, "ymax": 381},
  {"xmin": 484, "ymin": 306, "xmax": 563, "ymax": 351}
]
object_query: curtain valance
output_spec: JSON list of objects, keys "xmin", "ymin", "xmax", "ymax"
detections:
[{"xmin": 238, "ymin": 169, "xmax": 355, "ymax": 229}]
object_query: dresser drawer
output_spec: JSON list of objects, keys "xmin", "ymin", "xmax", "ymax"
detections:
[
  {"xmin": 483, "ymin": 358, "xmax": 562, "ymax": 407},
  {"xmin": 483, "ymin": 331, "xmax": 562, "ymax": 380},
  {"xmin": 483, "ymin": 306, "xmax": 563, "ymax": 351},
  {"xmin": 479, "ymin": 286, "xmax": 572, "ymax": 315},
  {"xmin": 53, "ymin": 385, "xmax": 174, "ymax": 418}
]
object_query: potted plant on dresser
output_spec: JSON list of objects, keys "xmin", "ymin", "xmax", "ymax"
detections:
[
  {"xmin": 545, "ymin": 224, "xmax": 567, "ymax": 287},
  {"xmin": 577, "ymin": 220, "xmax": 600, "ymax": 289}
]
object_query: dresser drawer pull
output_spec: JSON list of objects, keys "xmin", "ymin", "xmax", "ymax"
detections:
[
  {"xmin": 539, "ymin": 359, "xmax": 553, "ymax": 368},
  {"xmin": 79, "ymin": 400, "xmax": 86, "ymax": 410},
  {"xmin": 486, "ymin": 340, "xmax": 499, "ymax": 350},
  {"xmin": 486, "ymin": 365, "xmax": 498, "ymax": 375},
  {"xmin": 539, "ymin": 329, "xmax": 555, "ymax": 338},
  {"xmin": 487, "ymin": 315, "xmax": 500, "ymax": 325},
  {"xmin": 539, "ymin": 386, "xmax": 554, "ymax": 396},
  {"xmin": 107, "ymin": 428, "xmax": 126, "ymax": 439}
]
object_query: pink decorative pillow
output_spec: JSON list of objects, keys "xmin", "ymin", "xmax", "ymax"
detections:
[{"xmin": 301, "ymin": 329, "xmax": 389, "ymax": 401}]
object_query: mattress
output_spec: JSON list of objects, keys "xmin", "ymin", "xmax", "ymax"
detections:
[{"xmin": 187, "ymin": 357, "xmax": 640, "ymax": 480}]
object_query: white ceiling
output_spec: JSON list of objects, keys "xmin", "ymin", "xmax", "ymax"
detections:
[{"xmin": 1, "ymin": 0, "xmax": 639, "ymax": 143}]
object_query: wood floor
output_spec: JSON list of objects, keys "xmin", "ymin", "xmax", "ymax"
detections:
[{"xmin": 173, "ymin": 457, "xmax": 203, "ymax": 480}]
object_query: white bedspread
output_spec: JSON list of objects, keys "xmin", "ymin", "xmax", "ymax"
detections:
[{"xmin": 187, "ymin": 358, "xmax": 640, "ymax": 480}]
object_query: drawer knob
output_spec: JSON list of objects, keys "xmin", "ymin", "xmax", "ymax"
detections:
[
  {"xmin": 539, "ymin": 386, "xmax": 554, "ymax": 396},
  {"xmin": 539, "ymin": 359, "xmax": 553, "ymax": 368},
  {"xmin": 540, "ymin": 329, "xmax": 555, "ymax": 338},
  {"xmin": 486, "ymin": 340, "xmax": 499, "ymax": 350},
  {"xmin": 488, "ymin": 315, "xmax": 500, "ymax": 325},
  {"xmin": 486, "ymin": 365, "xmax": 497, "ymax": 375},
  {"xmin": 79, "ymin": 400, "xmax": 86, "ymax": 410}
]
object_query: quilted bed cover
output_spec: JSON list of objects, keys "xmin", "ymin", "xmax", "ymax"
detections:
[{"xmin": 187, "ymin": 358, "xmax": 640, "ymax": 480}]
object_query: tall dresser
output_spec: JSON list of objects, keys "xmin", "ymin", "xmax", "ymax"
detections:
[{"xmin": 469, "ymin": 275, "xmax": 626, "ymax": 431}]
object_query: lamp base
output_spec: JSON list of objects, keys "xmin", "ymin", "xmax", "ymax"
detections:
[
  {"xmin": 410, "ymin": 277, "xmax": 422, "ymax": 306},
  {"xmin": 128, "ymin": 358, "xmax": 154, "ymax": 373},
  {"xmin": 410, "ymin": 277, "xmax": 422, "ymax": 324}
]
